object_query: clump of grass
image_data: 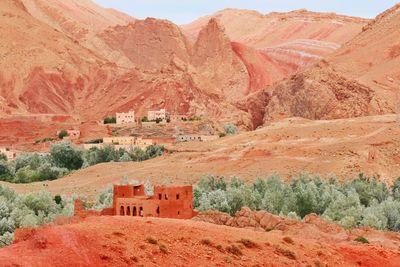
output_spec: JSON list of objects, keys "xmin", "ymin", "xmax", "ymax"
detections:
[
  {"xmin": 354, "ymin": 236, "xmax": 369, "ymax": 244},
  {"xmin": 112, "ymin": 231, "xmax": 125, "ymax": 237},
  {"xmin": 282, "ymin": 236, "xmax": 294, "ymax": 244},
  {"xmin": 275, "ymin": 246, "xmax": 296, "ymax": 260},
  {"xmin": 238, "ymin": 238, "xmax": 259, "ymax": 248},
  {"xmin": 216, "ymin": 244, "xmax": 225, "ymax": 252},
  {"xmin": 146, "ymin": 236, "xmax": 158, "ymax": 245},
  {"xmin": 159, "ymin": 243, "xmax": 168, "ymax": 254},
  {"xmin": 200, "ymin": 238, "xmax": 214, "ymax": 247},
  {"xmin": 226, "ymin": 244, "xmax": 243, "ymax": 256}
]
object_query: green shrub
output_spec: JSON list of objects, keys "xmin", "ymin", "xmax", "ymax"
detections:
[
  {"xmin": 58, "ymin": 130, "xmax": 68, "ymax": 140},
  {"xmin": 223, "ymin": 124, "xmax": 239, "ymax": 135},
  {"xmin": 103, "ymin": 117, "xmax": 116, "ymax": 124}
]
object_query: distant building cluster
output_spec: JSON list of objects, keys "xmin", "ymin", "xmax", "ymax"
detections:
[{"xmin": 109, "ymin": 108, "xmax": 199, "ymax": 125}]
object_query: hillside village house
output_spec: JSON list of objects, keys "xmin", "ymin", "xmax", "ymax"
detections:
[
  {"xmin": 116, "ymin": 110, "xmax": 135, "ymax": 125},
  {"xmin": 83, "ymin": 136, "xmax": 155, "ymax": 150},
  {"xmin": 176, "ymin": 134, "xmax": 219, "ymax": 143},
  {"xmin": 99, "ymin": 184, "xmax": 197, "ymax": 219},
  {"xmin": 103, "ymin": 136, "xmax": 136, "ymax": 146},
  {"xmin": 0, "ymin": 147, "xmax": 17, "ymax": 161},
  {"xmin": 148, "ymin": 109, "xmax": 170, "ymax": 122}
]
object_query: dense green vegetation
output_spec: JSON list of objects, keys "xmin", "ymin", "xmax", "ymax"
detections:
[
  {"xmin": 0, "ymin": 186, "xmax": 77, "ymax": 247},
  {"xmin": 193, "ymin": 174, "xmax": 400, "ymax": 231},
  {"xmin": 0, "ymin": 142, "xmax": 164, "ymax": 184}
]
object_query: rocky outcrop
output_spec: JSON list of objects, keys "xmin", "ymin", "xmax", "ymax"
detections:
[
  {"xmin": 263, "ymin": 3, "xmax": 400, "ymax": 123},
  {"xmin": 100, "ymin": 18, "xmax": 191, "ymax": 69},
  {"xmin": 235, "ymin": 88, "xmax": 271, "ymax": 129},
  {"xmin": 191, "ymin": 18, "xmax": 248, "ymax": 99},
  {"xmin": 194, "ymin": 207, "xmax": 299, "ymax": 231},
  {"xmin": 264, "ymin": 63, "xmax": 375, "ymax": 121}
]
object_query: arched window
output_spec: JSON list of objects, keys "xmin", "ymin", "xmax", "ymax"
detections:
[
  {"xmin": 156, "ymin": 206, "xmax": 160, "ymax": 216},
  {"xmin": 120, "ymin": 206, "xmax": 125, "ymax": 216},
  {"xmin": 127, "ymin": 206, "xmax": 131, "ymax": 216}
]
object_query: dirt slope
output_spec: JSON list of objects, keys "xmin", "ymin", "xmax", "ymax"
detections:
[
  {"xmin": 3, "ymin": 114, "xmax": 400, "ymax": 199},
  {"xmin": 20, "ymin": 0, "xmax": 135, "ymax": 67},
  {"xmin": 264, "ymin": 4, "xmax": 400, "ymax": 121},
  {"xmin": 1, "ymin": 215, "xmax": 400, "ymax": 267}
]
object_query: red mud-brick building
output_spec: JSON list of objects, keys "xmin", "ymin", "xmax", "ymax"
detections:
[{"xmin": 100, "ymin": 184, "xmax": 197, "ymax": 219}]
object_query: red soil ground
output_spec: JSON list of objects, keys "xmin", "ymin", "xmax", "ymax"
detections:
[{"xmin": 1, "ymin": 215, "xmax": 399, "ymax": 267}]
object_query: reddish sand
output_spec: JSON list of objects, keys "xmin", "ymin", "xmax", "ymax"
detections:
[{"xmin": 1, "ymin": 215, "xmax": 400, "ymax": 267}]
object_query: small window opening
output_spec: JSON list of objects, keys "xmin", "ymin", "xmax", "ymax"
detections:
[
  {"xmin": 139, "ymin": 207, "xmax": 143, "ymax": 217},
  {"xmin": 176, "ymin": 194, "xmax": 180, "ymax": 200}
]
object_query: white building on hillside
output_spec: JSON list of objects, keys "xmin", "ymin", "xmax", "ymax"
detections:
[
  {"xmin": 116, "ymin": 110, "xmax": 135, "ymax": 125},
  {"xmin": 148, "ymin": 109, "xmax": 170, "ymax": 122}
]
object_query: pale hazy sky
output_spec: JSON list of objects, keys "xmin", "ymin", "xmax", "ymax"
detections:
[{"xmin": 94, "ymin": 0, "xmax": 399, "ymax": 24}]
